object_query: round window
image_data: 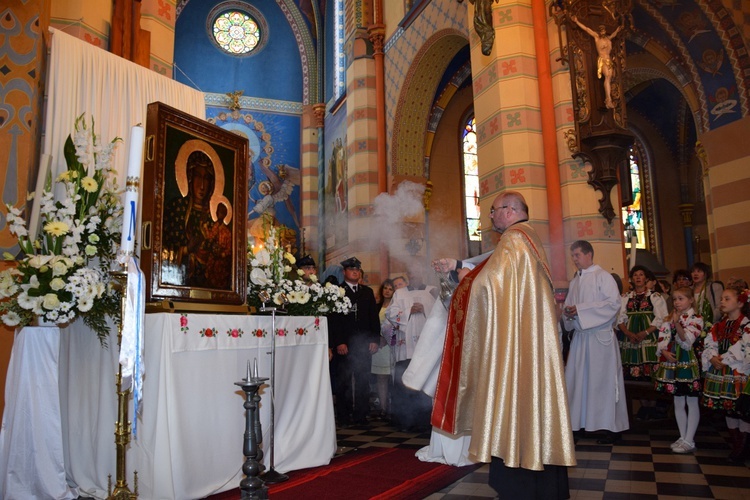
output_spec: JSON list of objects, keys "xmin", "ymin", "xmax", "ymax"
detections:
[{"xmin": 207, "ymin": 3, "xmax": 268, "ymax": 57}]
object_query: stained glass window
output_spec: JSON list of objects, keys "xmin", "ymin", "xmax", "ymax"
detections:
[
  {"xmin": 462, "ymin": 116, "xmax": 481, "ymax": 242},
  {"xmin": 622, "ymin": 146, "xmax": 646, "ymax": 250},
  {"xmin": 212, "ymin": 11, "xmax": 260, "ymax": 55},
  {"xmin": 333, "ymin": 0, "xmax": 345, "ymax": 100}
]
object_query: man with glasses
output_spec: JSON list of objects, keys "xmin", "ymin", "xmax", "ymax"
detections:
[{"xmin": 431, "ymin": 191, "xmax": 575, "ymax": 499}]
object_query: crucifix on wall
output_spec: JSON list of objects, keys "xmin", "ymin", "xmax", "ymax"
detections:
[{"xmin": 553, "ymin": 0, "xmax": 634, "ymax": 223}]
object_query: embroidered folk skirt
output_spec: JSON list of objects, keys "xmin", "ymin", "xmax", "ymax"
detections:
[
  {"xmin": 653, "ymin": 343, "xmax": 701, "ymax": 396},
  {"xmin": 619, "ymin": 311, "xmax": 659, "ymax": 380}
]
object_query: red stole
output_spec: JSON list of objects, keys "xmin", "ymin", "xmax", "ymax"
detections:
[{"xmin": 431, "ymin": 259, "xmax": 488, "ymax": 433}]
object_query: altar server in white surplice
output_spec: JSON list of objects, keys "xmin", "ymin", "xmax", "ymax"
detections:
[
  {"xmin": 385, "ymin": 266, "xmax": 437, "ymax": 362},
  {"xmin": 563, "ymin": 240, "xmax": 629, "ymax": 440},
  {"xmin": 402, "ymin": 252, "xmax": 492, "ymax": 467}
]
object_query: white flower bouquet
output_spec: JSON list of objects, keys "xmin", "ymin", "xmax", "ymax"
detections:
[
  {"xmin": 0, "ymin": 114, "xmax": 123, "ymax": 344},
  {"xmin": 247, "ymin": 225, "xmax": 351, "ymax": 316}
]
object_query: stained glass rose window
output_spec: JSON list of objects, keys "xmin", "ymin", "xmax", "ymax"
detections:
[{"xmin": 212, "ymin": 11, "xmax": 260, "ymax": 55}]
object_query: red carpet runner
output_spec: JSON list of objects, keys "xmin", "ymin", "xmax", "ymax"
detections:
[{"xmin": 267, "ymin": 447, "xmax": 480, "ymax": 499}]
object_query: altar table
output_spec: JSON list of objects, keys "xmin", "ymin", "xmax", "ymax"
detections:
[{"xmin": 59, "ymin": 314, "xmax": 336, "ymax": 499}]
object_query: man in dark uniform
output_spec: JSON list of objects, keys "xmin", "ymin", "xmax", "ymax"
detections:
[
  {"xmin": 328, "ymin": 257, "xmax": 380, "ymax": 426},
  {"xmin": 297, "ymin": 254, "xmax": 317, "ymax": 283}
]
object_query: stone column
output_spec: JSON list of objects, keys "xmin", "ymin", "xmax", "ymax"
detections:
[{"xmin": 343, "ymin": 25, "xmax": 381, "ymax": 284}]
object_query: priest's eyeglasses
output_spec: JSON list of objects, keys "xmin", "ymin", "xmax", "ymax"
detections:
[{"xmin": 490, "ymin": 205, "xmax": 510, "ymax": 215}]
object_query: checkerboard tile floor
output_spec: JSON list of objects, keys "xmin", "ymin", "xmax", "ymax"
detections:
[{"xmin": 336, "ymin": 414, "xmax": 750, "ymax": 499}]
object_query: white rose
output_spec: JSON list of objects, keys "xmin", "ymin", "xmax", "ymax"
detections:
[
  {"xmin": 42, "ymin": 293, "xmax": 61, "ymax": 310},
  {"xmin": 284, "ymin": 252, "xmax": 296, "ymax": 265},
  {"xmin": 85, "ymin": 245, "xmax": 97, "ymax": 256},
  {"xmin": 284, "ymin": 265, "xmax": 292, "ymax": 273},
  {"xmin": 51, "ymin": 260, "xmax": 68, "ymax": 276},
  {"xmin": 50, "ymin": 278, "xmax": 66, "ymax": 291}
]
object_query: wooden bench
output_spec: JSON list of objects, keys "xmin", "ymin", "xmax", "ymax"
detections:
[{"xmin": 624, "ymin": 380, "xmax": 674, "ymax": 422}]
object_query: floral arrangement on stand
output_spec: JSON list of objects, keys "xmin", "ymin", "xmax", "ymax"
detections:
[
  {"xmin": 0, "ymin": 114, "xmax": 123, "ymax": 344},
  {"xmin": 247, "ymin": 225, "xmax": 351, "ymax": 316}
]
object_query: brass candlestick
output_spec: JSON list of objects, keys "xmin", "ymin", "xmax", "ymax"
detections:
[{"xmin": 106, "ymin": 268, "xmax": 138, "ymax": 499}]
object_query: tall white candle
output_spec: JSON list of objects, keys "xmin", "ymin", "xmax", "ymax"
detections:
[
  {"xmin": 28, "ymin": 154, "xmax": 52, "ymax": 242},
  {"xmin": 119, "ymin": 126, "xmax": 144, "ymax": 261}
]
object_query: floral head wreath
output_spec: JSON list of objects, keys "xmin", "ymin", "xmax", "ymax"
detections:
[{"xmin": 739, "ymin": 289, "xmax": 750, "ymax": 305}]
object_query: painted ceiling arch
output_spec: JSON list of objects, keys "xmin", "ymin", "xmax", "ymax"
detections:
[
  {"xmin": 390, "ymin": 30, "xmax": 469, "ymax": 178},
  {"xmin": 624, "ymin": 41, "xmax": 705, "ymax": 132},
  {"xmin": 631, "ymin": 0, "xmax": 749, "ymax": 131}
]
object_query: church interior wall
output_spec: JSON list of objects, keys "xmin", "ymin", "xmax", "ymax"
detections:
[
  {"xmin": 174, "ymin": 1, "xmax": 303, "ymax": 102},
  {"xmin": 424, "ymin": 85, "xmax": 472, "ymax": 264},
  {"xmin": 699, "ymin": 115, "xmax": 750, "ymax": 282},
  {"xmin": 382, "ymin": 2, "xmax": 406, "ymax": 41},
  {"xmin": 50, "ymin": 0, "xmax": 112, "ymax": 47},
  {"xmin": 140, "ymin": 0, "xmax": 177, "ymax": 77},
  {"xmin": 0, "ymin": 0, "xmax": 50, "ymax": 417}
]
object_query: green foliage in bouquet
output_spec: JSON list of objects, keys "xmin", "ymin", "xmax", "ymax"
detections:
[
  {"xmin": 0, "ymin": 114, "xmax": 124, "ymax": 345},
  {"xmin": 246, "ymin": 225, "xmax": 351, "ymax": 316}
]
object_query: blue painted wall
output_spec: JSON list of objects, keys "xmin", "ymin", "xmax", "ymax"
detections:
[
  {"xmin": 175, "ymin": 1, "xmax": 303, "ymax": 102},
  {"xmin": 206, "ymin": 107, "xmax": 302, "ymax": 246}
]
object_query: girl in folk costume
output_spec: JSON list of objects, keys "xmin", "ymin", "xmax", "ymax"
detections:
[
  {"xmin": 618, "ymin": 266, "xmax": 669, "ymax": 380},
  {"xmin": 654, "ymin": 287, "xmax": 704, "ymax": 453},
  {"xmin": 701, "ymin": 287, "xmax": 750, "ymax": 461}
]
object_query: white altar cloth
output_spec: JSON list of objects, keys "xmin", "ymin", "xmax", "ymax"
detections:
[
  {"xmin": 0, "ymin": 326, "xmax": 78, "ymax": 500},
  {"xmin": 59, "ymin": 314, "xmax": 336, "ymax": 499}
]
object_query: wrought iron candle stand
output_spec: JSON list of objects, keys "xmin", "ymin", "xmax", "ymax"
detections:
[
  {"xmin": 256, "ymin": 293, "xmax": 289, "ymax": 484},
  {"xmin": 106, "ymin": 268, "xmax": 138, "ymax": 499},
  {"xmin": 235, "ymin": 362, "xmax": 269, "ymax": 499}
]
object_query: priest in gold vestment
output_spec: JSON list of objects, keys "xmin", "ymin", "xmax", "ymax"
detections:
[{"xmin": 432, "ymin": 191, "xmax": 576, "ymax": 499}]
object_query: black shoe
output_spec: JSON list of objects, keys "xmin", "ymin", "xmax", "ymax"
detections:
[{"xmin": 597, "ymin": 432, "xmax": 621, "ymax": 445}]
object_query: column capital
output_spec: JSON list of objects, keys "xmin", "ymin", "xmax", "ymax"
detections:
[
  {"xmin": 678, "ymin": 203, "xmax": 694, "ymax": 227},
  {"xmin": 368, "ymin": 23, "xmax": 386, "ymax": 53},
  {"xmin": 312, "ymin": 103, "xmax": 326, "ymax": 128}
]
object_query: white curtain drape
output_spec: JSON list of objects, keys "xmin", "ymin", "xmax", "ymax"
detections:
[{"xmin": 45, "ymin": 28, "xmax": 205, "ymax": 189}]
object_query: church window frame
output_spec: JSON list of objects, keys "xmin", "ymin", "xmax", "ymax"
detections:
[
  {"xmin": 622, "ymin": 139, "xmax": 659, "ymax": 257},
  {"xmin": 461, "ymin": 114, "xmax": 481, "ymax": 247}
]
